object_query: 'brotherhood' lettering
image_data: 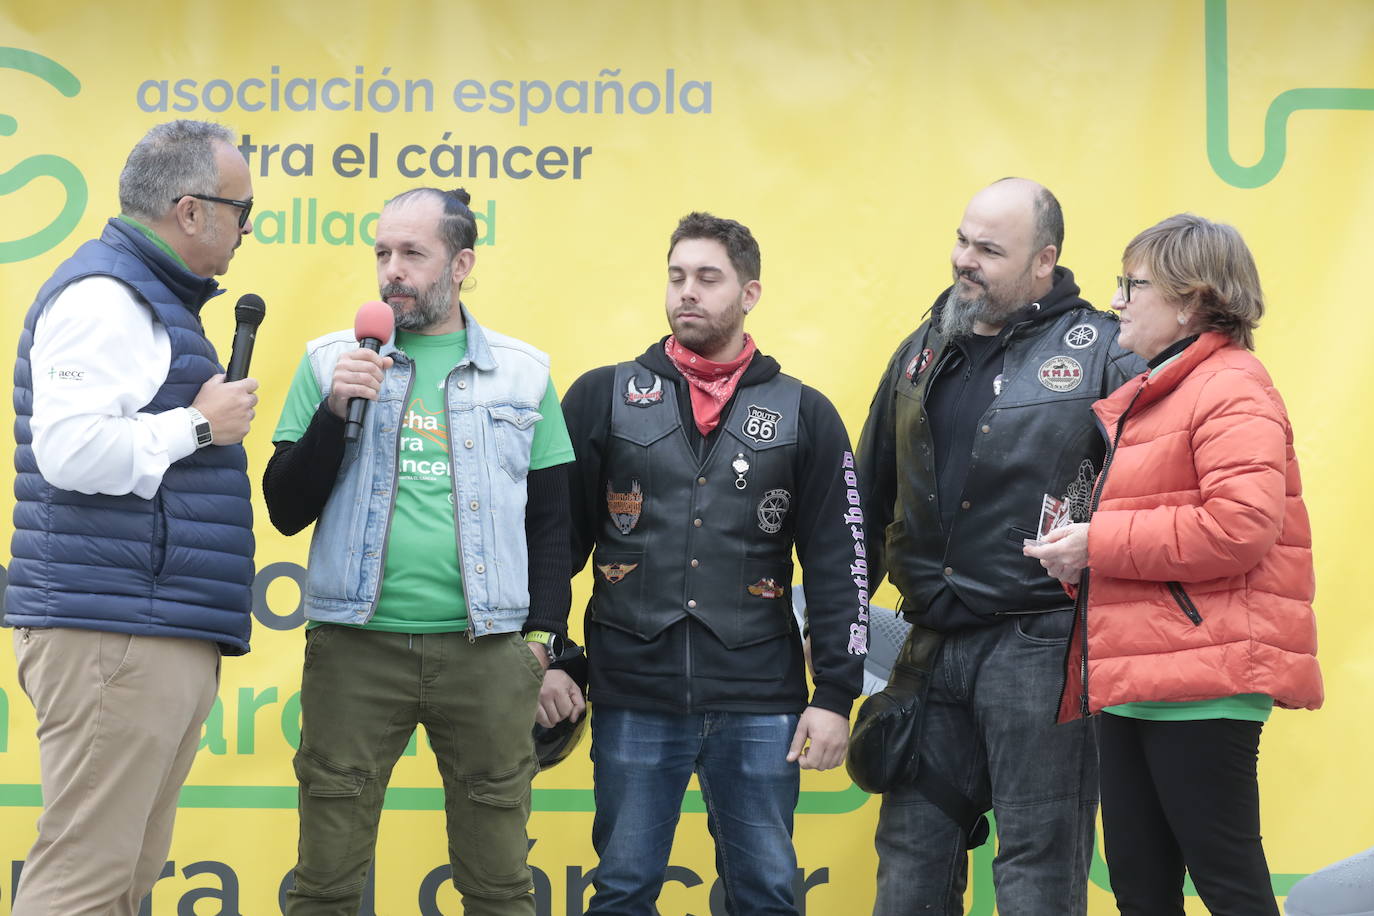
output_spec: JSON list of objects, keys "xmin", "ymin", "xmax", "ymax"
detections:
[{"xmin": 841, "ymin": 452, "xmax": 869, "ymax": 656}]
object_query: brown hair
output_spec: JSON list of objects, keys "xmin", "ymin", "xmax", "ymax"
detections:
[
  {"xmin": 669, "ymin": 212, "xmax": 761, "ymax": 283},
  {"xmin": 1123, "ymin": 213, "xmax": 1264, "ymax": 349}
]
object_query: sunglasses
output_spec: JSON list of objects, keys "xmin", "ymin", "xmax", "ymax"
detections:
[{"xmin": 175, "ymin": 194, "xmax": 253, "ymax": 229}]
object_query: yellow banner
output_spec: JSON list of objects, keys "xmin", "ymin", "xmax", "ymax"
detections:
[{"xmin": 3, "ymin": 1, "xmax": 1373, "ymax": 912}]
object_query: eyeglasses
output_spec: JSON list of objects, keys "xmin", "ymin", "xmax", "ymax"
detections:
[
  {"xmin": 1116, "ymin": 275, "xmax": 1151, "ymax": 304},
  {"xmin": 175, "ymin": 194, "xmax": 253, "ymax": 229}
]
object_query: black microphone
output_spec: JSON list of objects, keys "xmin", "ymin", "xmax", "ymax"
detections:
[
  {"xmin": 344, "ymin": 301, "xmax": 396, "ymax": 443},
  {"xmin": 225, "ymin": 293, "xmax": 266, "ymax": 382}
]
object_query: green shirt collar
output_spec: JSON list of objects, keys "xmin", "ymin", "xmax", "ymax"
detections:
[{"xmin": 116, "ymin": 215, "xmax": 189, "ymax": 271}]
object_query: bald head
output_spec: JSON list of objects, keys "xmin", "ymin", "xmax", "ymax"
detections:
[
  {"xmin": 983, "ymin": 177, "xmax": 1064, "ymax": 263},
  {"xmin": 946, "ymin": 178, "xmax": 1063, "ymax": 335}
]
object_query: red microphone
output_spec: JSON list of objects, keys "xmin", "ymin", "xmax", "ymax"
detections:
[{"xmin": 343, "ymin": 301, "xmax": 395, "ymax": 443}]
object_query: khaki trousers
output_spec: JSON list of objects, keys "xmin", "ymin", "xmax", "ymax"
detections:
[
  {"xmin": 285, "ymin": 626, "xmax": 542, "ymax": 916},
  {"xmin": 11, "ymin": 626, "xmax": 220, "ymax": 916}
]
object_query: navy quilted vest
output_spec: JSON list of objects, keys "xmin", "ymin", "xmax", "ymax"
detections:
[{"xmin": 5, "ymin": 219, "xmax": 254, "ymax": 654}]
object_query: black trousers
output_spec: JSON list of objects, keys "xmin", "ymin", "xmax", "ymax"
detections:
[{"xmin": 1098, "ymin": 713, "xmax": 1279, "ymax": 916}]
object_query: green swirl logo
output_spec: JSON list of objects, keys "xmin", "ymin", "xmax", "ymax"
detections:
[
  {"xmin": 1206, "ymin": 0, "xmax": 1374, "ymax": 188},
  {"xmin": 0, "ymin": 47, "xmax": 87, "ymax": 263}
]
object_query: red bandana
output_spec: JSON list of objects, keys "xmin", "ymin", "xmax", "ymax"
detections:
[{"xmin": 663, "ymin": 335, "xmax": 758, "ymax": 436}]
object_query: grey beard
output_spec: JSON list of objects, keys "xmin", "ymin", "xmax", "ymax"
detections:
[
  {"xmin": 938, "ymin": 291, "xmax": 978, "ymax": 339},
  {"xmin": 939, "ymin": 284, "xmax": 1025, "ymax": 339},
  {"xmin": 384, "ymin": 272, "xmax": 455, "ymax": 331}
]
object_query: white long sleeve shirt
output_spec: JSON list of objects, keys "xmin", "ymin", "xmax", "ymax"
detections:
[{"xmin": 29, "ymin": 275, "xmax": 200, "ymax": 499}]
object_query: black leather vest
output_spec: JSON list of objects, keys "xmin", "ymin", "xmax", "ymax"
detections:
[
  {"xmin": 886, "ymin": 309, "xmax": 1130, "ymax": 619},
  {"xmin": 590, "ymin": 361, "xmax": 803, "ymax": 647}
]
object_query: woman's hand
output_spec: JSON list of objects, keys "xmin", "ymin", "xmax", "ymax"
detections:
[{"xmin": 1023, "ymin": 522, "xmax": 1091, "ymax": 585}]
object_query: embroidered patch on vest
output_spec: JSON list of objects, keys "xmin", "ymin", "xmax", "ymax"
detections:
[
  {"xmin": 747, "ymin": 578, "xmax": 784, "ymax": 599},
  {"xmin": 606, "ymin": 481, "xmax": 643, "ymax": 534},
  {"xmin": 757, "ymin": 489, "xmax": 791, "ymax": 534},
  {"xmin": 597, "ymin": 562, "xmax": 639, "ymax": 584},
  {"xmin": 1037, "ymin": 461, "xmax": 1100, "ymax": 536},
  {"xmin": 742, "ymin": 405, "xmax": 781, "ymax": 443},
  {"xmin": 624, "ymin": 373, "xmax": 664, "ymax": 407},
  {"xmin": 1064, "ymin": 458, "xmax": 1096, "ymax": 522},
  {"xmin": 1064, "ymin": 325, "xmax": 1097, "ymax": 349},
  {"xmin": 905, "ymin": 347, "xmax": 935, "ymax": 381},
  {"xmin": 1037, "ymin": 356, "xmax": 1083, "ymax": 392}
]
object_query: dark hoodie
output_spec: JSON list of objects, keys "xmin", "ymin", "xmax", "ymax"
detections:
[{"xmin": 562, "ymin": 338, "xmax": 865, "ymax": 716}]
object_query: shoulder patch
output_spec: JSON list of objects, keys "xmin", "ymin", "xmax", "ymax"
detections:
[
  {"xmin": 905, "ymin": 347, "xmax": 935, "ymax": 381},
  {"xmin": 624, "ymin": 372, "xmax": 664, "ymax": 407},
  {"xmin": 741, "ymin": 405, "xmax": 781, "ymax": 443},
  {"xmin": 1064, "ymin": 325, "xmax": 1097, "ymax": 349}
]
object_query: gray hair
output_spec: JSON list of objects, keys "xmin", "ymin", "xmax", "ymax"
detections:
[{"xmin": 119, "ymin": 120, "xmax": 237, "ymax": 222}]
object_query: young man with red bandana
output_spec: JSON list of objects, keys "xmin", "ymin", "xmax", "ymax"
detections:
[{"xmin": 550, "ymin": 212, "xmax": 867, "ymax": 915}]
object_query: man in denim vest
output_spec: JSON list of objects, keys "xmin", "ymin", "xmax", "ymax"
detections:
[
  {"xmin": 263, "ymin": 187, "xmax": 574, "ymax": 916},
  {"xmin": 6, "ymin": 119, "xmax": 259, "ymax": 916}
]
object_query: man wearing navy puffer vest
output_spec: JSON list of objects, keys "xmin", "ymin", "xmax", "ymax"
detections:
[{"xmin": 5, "ymin": 119, "xmax": 259, "ymax": 916}]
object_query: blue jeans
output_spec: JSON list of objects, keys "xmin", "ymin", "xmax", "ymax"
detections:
[
  {"xmin": 873, "ymin": 613, "xmax": 1098, "ymax": 916},
  {"xmin": 588, "ymin": 706, "xmax": 802, "ymax": 916}
]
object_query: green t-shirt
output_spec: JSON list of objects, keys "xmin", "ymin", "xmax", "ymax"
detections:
[
  {"xmin": 273, "ymin": 328, "xmax": 575, "ymax": 632},
  {"xmin": 1105, "ymin": 694, "xmax": 1274, "ymax": 722}
]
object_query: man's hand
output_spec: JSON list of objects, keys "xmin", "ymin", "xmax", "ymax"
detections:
[
  {"xmin": 787, "ymin": 706, "xmax": 850, "ymax": 771},
  {"xmin": 326, "ymin": 348, "xmax": 394, "ymax": 420},
  {"xmin": 192, "ymin": 374, "xmax": 258, "ymax": 445},
  {"xmin": 1022, "ymin": 522, "xmax": 1090, "ymax": 585},
  {"xmin": 535, "ymin": 662, "xmax": 586, "ymax": 729}
]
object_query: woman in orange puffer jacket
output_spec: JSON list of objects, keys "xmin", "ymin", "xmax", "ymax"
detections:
[{"xmin": 1024, "ymin": 213, "xmax": 1322, "ymax": 916}]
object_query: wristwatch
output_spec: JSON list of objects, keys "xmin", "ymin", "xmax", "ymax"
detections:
[
  {"xmin": 524, "ymin": 629, "xmax": 568, "ymax": 659},
  {"xmin": 187, "ymin": 407, "xmax": 213, "ymax": 449}
]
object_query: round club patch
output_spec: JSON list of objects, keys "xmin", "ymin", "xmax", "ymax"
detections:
[
  {"xmin": 757, "ymin": 488, "xmax": 791, "ymax": 534},
  {"xmin": 1038, "ymin": 355, "xmax": 1084, "ymax": 392},
  {"xmin": 1064, "ymin": 324, "xmax": 1097, "ymax": 349},
  {"xmin": 905, "ymin": 347, "xmax": 935, "ymax": 381}
]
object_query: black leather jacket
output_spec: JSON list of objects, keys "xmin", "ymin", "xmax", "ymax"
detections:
[{"xmin": 858, "ymin": 267, "xmax": 1144, "ymax": 631}]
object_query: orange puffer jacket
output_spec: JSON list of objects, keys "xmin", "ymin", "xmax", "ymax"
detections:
[{"xmin": 1058, "ymin": 331, "xmax": 1322, "ymax": 722}]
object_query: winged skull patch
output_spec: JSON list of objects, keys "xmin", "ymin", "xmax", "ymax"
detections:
[{"xmin": 624, "ymin": 374, "xmax": 664, "ymax": 407}]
